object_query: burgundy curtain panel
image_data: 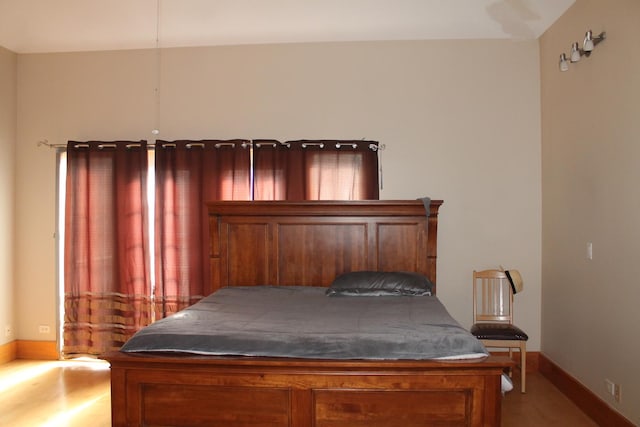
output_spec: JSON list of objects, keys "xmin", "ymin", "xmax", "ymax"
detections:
[
  {"xmin": 252, "ymin": 139, "xmax": 291, "ymax": 200},
  {"xmin": 63, "ymin": 141, "xmax": 151, "ymax": 356},
  {"xmin": 154, "ymin": 140, "xmax": 251, "ymax": 318},
  {"xmin": 253, "ymin": 140, "xmax": 379, "ymax": 200}
]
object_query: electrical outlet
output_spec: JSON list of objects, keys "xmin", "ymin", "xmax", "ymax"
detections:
[
  {"xmin": 4, "ymin": 325, "xmax": 11, "ymax": 337},
  {"xmin": 38, "ymin": 325, "xmax": 51, "ymax": 334}
]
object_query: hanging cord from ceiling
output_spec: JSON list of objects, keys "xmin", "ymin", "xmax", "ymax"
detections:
[{"xmin": 151, "ymin": 0, "xmax": 162, "ymax": 136}]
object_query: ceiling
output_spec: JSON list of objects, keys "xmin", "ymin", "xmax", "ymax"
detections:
[{"xmin": 0, "ymin": 0, "xmax": 574, "ymax": 54}]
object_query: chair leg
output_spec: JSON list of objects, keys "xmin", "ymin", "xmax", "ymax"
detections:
[
  {"xmin": 520, "ymin": 342, "xmax": 526, "ymax": 393},
  {"xmin": 508, "ymin": 348, "xmax": 513, "ymax": 377}
]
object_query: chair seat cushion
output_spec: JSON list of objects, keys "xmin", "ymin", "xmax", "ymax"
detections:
[{"xmin": 470, "ymin": 323, "xmax": 528, "ymax": 341}]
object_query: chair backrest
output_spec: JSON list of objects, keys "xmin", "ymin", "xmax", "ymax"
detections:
[{"xmin": 473, "ymin": 269, "xmax": 514, "ymax": 324}]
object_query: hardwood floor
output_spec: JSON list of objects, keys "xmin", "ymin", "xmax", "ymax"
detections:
[
  {"xmin": 503, "ymin": 371, "xmax": 598, "ymax": 427},
  {"xmin": 0, "ymin": 359, "xmax": 111, "ymax": 427},
  {"xmin": 0, "ymin": 360, "xmax": 598, "ymax": 426}
]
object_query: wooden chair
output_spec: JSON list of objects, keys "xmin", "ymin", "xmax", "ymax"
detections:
[{"xmin": 471, "ymin": 269, "xmax": 528, "ymax": 393}]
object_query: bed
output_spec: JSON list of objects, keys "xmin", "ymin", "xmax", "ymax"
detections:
[{"xmin": 104, "ymin": 200, "xmax": 512, "ymax": 427}]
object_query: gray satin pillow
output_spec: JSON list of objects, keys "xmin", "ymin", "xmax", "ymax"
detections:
[{"xmin": 326, "ymin": 271, "xmax": 434, "ymax": 297}]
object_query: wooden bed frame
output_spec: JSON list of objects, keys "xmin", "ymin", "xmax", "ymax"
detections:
[{"xmin": 105, "ymin": 200, "xmax": 512, "ymax": 427}]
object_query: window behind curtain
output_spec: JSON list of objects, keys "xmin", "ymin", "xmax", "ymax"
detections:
[{"xmin": 253, "ymin": 140, "xmax": 379, "ymax": 200}]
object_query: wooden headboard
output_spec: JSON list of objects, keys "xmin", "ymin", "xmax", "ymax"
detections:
[{"xmin": 207, "ymin": 200, "xmax": 442, "ymax": 294}]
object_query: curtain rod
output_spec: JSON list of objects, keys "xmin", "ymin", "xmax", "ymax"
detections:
[
  {"xmin": 38, "ymin": 140, "xmax": 147, "ymax": 149},
  {"xmin": 37, "ymin": 140, "xmax": 66, "ymax": 149},
  {"xmin": 37, "ymin": 139, "xmax": 387, "ymax": 151}
]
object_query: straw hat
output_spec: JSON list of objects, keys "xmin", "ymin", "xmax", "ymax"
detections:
[{"xmin": 505, "ymin": 270, "xmax": 524, "ymax": 294}]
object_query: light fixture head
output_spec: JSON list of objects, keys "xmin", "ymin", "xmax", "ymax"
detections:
[
  {"xmin": 583, "ymin": 30, "xmax": 595, "ymax": 52},
  {"xmin": 559, "ymin": 53, "xmax": 569, "ymax": 72},
  {"xmin": 570, "ymin": 42, "xmax": 581, "ymax": 62},
  {"xmin": 583, "ymin": 30, "xmax": 606, "ymax": 56}
]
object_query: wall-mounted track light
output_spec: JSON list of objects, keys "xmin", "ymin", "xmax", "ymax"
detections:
[{"xmin": 559, "ymin": 30, "xmax": 606, "ymax": 72}]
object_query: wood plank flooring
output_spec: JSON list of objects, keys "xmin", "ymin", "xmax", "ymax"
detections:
[
  {"xmin": 502, "ymin": 371, "xmax": 598, "ymax": 427},
  {"xmin": 0, "ymin": 360, "xmax": 111, "ymax": 427},
  {"xmin": 0, "ymin": 360, "xmax": 598, "ymax": 426}
]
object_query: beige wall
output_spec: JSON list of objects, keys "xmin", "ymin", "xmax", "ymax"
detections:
[
  {"xmin": 0, "ymin": 46, "xmax": 16, "ymax": 346},
  {"xmin": 15, "ymin": 41, "xmax": 542, "ymax": 352},
  {"xmin": 540, "ymin": 0, "xmax": 640, "ymax": 424}
]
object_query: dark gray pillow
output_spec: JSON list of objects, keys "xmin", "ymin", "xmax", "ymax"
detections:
[{"xmin": 326, "ymin": 271, "xmax": 434, "ymax": 296}]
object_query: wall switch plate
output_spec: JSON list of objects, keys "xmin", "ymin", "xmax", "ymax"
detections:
[
  {"xmin": 587, "ymin": 242, "xmax": 593, "ymax": 260},
  {"xmin": 605, "ymin": 379, "xmax": 614, "ymax": 394},
  {"xmin": 38, "ymin": 325, "xmax": 51, "ymax": 334},
  {"xmin": 4, "ymin": 325, "xmax": 11, "ymax": 337},
  {"xmin": 605, "ymin": 379, "xmax": 621, "ymax": 402}
]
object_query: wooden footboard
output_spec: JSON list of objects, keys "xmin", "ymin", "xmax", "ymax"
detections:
[{"xmin": 105, "ymin": 352, "xmax": 511, "ymax": 427}]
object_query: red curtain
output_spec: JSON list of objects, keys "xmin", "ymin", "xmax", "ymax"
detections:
[
  {"xmin": 252, "ymin": 139, "xmax": 290, "ymax": 200},
  {"xmin": 63, "ymin": 141, "xmax": 151, "ymax": 356},
  {"xmin": 63, "ymin": 138, "xmax": 376, "ymax": 352},
  {"xmin": 253, "ymin": 140, "xmax": 379, "ymax": 200},
  {"xmin": 154, "ymin": 140, "xmax": 251, "ymax": 318}
]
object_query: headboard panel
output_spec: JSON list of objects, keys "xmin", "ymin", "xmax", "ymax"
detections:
[{"xmin": 207, "ymin": 200, "xmax": 442, "ymax": 294}]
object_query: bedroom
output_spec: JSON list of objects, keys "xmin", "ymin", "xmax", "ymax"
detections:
[{"xmin": 0, "ymin": 0, "xmax": 638, "ymax": 425}]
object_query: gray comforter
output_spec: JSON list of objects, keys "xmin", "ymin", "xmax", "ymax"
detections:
[{"xmin": 121, "ymin": 286, "xmax": 488, "ymax": 360}]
